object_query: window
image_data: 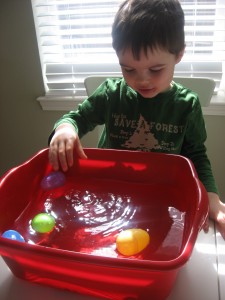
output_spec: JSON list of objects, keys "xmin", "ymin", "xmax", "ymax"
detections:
[{"xmin": 31, "ymin": 0, "xmax": 225, "ymax": 114}]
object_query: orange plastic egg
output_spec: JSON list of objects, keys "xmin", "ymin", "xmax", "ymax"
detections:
[{"xmin": 116, "ymin": 228, "xmax": 150, "ymax": 256}]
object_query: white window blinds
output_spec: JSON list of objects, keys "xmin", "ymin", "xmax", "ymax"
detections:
[{"xmin": 31, "ymin": 0, "xmax": 225, "ymax": 99}]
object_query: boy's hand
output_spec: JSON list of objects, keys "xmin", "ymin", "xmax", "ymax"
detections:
[
  {"xmin": 208, "ymin": 192, "xmax": 225, "ymax": 239},
  {"xmin": 49, "ymin": 123, "xmax": 87, "ymax": 172}
]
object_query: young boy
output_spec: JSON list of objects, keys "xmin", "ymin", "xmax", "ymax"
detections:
[{"xmin": 48, "ymin": 0, "xmax": 225, "ymax": 238}]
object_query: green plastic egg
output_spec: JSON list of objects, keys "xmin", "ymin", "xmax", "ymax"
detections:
[{"xmin": 31, "ymin": 213, "xmax": 55, "ymax": 233}]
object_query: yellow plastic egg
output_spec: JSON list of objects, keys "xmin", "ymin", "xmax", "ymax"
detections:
[{"xmin": 116, "ymin": 228, "xmax": 150, "ymax": 256}]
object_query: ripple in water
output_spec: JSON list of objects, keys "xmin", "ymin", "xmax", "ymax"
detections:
[
  {"xmin": 12, "ymin": 181, "xmax": 185, "ymax": 260},
  {"xmin": 52, "ymin": 189, "xmax": 137, "ymax": 233},
  {"xmin": 25, "ymin": 188, "xmax": 139, "ymax": 256}
]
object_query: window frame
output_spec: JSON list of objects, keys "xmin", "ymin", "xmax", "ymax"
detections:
[{"xmin": 32, "ymin": 0, "xmax": 225, "ymax": 115}]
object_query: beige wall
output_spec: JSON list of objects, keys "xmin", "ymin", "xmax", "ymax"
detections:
[
  {"xmin": 204, "ymin": 115, "xmax": 225, "ymax": 200},
  {"xmin": 0, "ymin": 0, "xmax": 224, "ymax": 200}
]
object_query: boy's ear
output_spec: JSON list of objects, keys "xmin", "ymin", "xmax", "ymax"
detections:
[{"xmin": 175, "ymin": 48, "xmax": 185, "ymax": 64}]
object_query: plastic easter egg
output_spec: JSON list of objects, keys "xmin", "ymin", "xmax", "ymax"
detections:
[
  {"xmin": 2, "ymin": 230, "xmax": 25, "ymax": 242},
  {"xmin": 116, "ymin": 228, "xmax": 150, "ymax": 256},
  {"xmin": 31, "ymin": 213, "xmax": 55, "ymax": 233},
  {"xmin": 41, "ymin": 171, "xmax": 66, "ymax": 190}
]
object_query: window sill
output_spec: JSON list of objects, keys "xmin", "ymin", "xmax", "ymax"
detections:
[
  {"xmin": 37, "ymin": 95, "xmax": 225, "ymax": 116},
  {"xmin": 202, "ymin": 94, "xmax": 225, "ymax": 116},
  {"xmin": 37, "ymin": 95, "xmax": 86, "ymax": 111}
]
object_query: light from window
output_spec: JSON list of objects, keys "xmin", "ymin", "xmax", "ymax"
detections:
[{"xmin": 31, "ymin": 0, "xmax": 225, "ymax": 99}]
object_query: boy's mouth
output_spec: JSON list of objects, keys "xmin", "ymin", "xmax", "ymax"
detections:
[{"xmin": 137, "ymin": 87, "xmax": 156, "ymax": 97}]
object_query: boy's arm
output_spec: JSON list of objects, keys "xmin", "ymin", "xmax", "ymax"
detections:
[
  {"xmin": 181, "ymin": 99, "xmax": 219, "ymax": 194},
  {"xmin": 48, "ymin": 80, "xmax": 110, "ymax": 170},
  {"xmin": 48, "ymin": 99, "xmax": 103, "ymax": 171},
  {"xmin": 181, "ymin": 99, "xmax": 225, "ymax": 238},
  {"xmin": 208, "ymin": 192, "xmax": 225, "ymax": 239},
  {"xmin": 49, "ymin": 123, "xmax": 87, "ymax": 172},
  {"xmin": 49, "ymin": 80, "xmax": 109, "ymax": 143}
]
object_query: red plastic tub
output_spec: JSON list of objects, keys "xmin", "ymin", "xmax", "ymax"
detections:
[{"xmin": 0, "ymin": 148, "xmax": 208, "ymax": 300}]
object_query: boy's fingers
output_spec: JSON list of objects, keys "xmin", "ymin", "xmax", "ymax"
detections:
[
  {"xmin": 76, "ymin": 139, "xmax": 87, "ymax": 159},
  {"xmin": 65, "ymin": 140, "xmax": 74, "ymax": 168},
  {"xmin": 58, "ymin": 141, "xmax": 69, "ymax": 172},
  {"xmin": 203, "ymin": 216, "xmax": 209, "ymax": 233},
  {"xmin": 49, "ymin": 145, "xmax": 59, "ymax": 171}
]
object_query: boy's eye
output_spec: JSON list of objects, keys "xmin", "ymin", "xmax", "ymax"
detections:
[
  {"xmin": 149, "ymin": 68, "xmax": 163, "ymax": 73},
  {"xmin": 123, "ymin": 68, "xmax": 135, "ymax": 73}
]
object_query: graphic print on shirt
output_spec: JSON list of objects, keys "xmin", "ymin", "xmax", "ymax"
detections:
[
  {"xmin": 122, "ymin": 115, "xmax": 161, "ymax": 151},
  {"xmin": 110, "ymin": 113, "xmax": 184, "ymax": 152}
]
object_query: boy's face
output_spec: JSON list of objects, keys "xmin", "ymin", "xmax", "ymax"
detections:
[{"xmin": 117, "ymin": 47, "xmax": 183, "ymax": 98}]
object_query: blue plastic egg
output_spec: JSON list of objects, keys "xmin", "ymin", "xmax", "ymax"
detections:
[
  {"xmin": 2, "ymin": 230, "xmax": 25, "ymax": 242},
  {"xmin": 41, "ymin": 171, "xmax": 66, "ymax": 190}
]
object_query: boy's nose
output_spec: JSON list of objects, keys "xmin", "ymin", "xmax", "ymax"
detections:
[{"xmin": 136, "ymin": 72, "xmax": 151, "ymax": 84}]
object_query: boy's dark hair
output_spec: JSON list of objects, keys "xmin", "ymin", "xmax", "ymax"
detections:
[{"xmin": 112, "ymin": 0, "xmax": 185, "ymax": 59}]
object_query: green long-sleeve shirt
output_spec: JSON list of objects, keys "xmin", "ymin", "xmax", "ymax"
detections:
[{"xmin": 51, "ymin": 77, "xmax": 218, "ymax": 194}]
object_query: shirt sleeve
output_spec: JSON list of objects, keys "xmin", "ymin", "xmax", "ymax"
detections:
[
  {"xmin": 48, "ymin": 81, "xmax": 109, "ymax": 142},
  {"xmin": 181, "ymin": 98, "xmax": 219, "ymax": 194}
]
